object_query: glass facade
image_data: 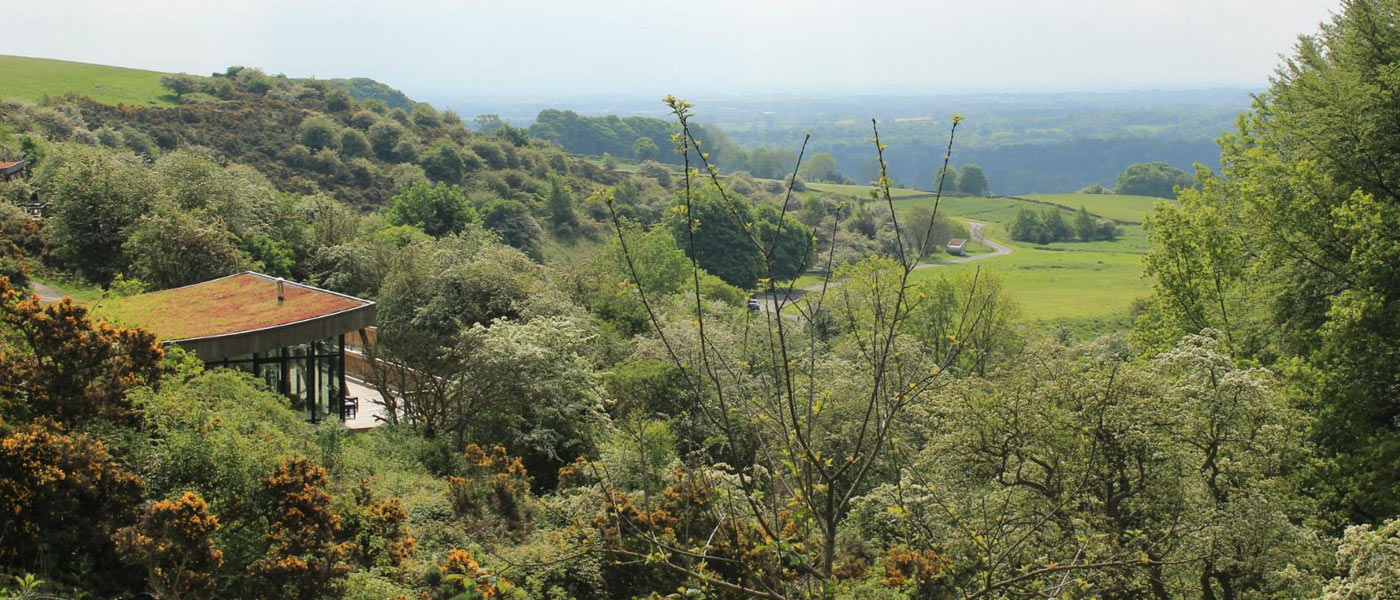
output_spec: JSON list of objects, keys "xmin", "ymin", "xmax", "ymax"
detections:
[{"xmin": 217, "ymin": 334, "xmax": 347, "ymax": 423}]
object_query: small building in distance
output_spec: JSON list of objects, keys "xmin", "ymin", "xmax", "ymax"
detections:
[
  {"xmin": 97, "ymin": 272, "xmax": 376, "ymax": 424},
  {"xmin": 0, "ymin": 159, "xmax": 27, "ymax": 182},
  {"xmin": 946, "ymin": 238, "xmax": 967, "ymax": 256}
]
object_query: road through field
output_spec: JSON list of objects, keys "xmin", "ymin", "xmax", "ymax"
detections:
[{"xmin": 755, "ymin": 221, "xmax": 1012, "ymax": 314}]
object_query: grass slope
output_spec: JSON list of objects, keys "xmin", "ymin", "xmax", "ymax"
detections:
[
  {"xmin": 1020, "ymin": 193, "xmax": 1168, "ymax": 223},
  {"xmin": 804, "ymin": 183, "xmax": 1152, "ymax": 334},
  {"xmin": 0, "ymin": 55, "xmax": 174, "ymax": 106}
]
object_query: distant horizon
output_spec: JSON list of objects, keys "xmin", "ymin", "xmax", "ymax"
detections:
[
  {"xmin": 3, "ymin": 0, "xmax": 1334, "ymax": 104},
  {"xmin": 1, "ymin": 51, "xmax": 1263, "ymax": 118}
]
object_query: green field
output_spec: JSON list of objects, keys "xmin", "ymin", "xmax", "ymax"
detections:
[
  {"xmin": 1020, "ymin": 193, "xmax": 1168, "ymax": 223},
  {"xmin": 806, "ymin": 182, "xmax": 933, "ymax": 199},
  {"xmin": 909, "ymin": 230, "xmax": 1145, "ymax": 336},
  {"xmin": 0, "ymin": 55, "xmax": 174, "ymax": 106},
  {"xmin": 797, "ymin": 185, "xmax": 1151, "ymax": 334}
]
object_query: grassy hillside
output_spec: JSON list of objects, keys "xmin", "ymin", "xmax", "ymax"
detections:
[
  {"xmin": 805, "ymin": 183, "xmax": 1151, "ymax": 334},
  {"xmin": 0, "ymin": 55, "xmax": 174, "ymax": 106},
  {"xmin": 1021, "ymin": 192, "xmax": 1168, "ymax": 223}
]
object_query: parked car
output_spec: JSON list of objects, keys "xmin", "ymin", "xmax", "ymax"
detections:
[{"xmin": 746, "ymin": 297, "xmax": 762, "ymax": 311}]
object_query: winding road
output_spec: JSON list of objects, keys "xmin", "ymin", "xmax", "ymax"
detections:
[{"xmin": 754, "ymin": 221, "xmax": 1012, "ymax": 314}]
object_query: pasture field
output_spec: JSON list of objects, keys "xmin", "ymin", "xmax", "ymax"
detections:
[
  {"xmin": 0, "ymin": 55, "xmax": 174, "ymax": 106},
  {"xmin": 799, "ymin": 184, "xmax": 1152, "ymax": 334},
  {"xmin": 908, "ymin": 229, "xmax": 1147, "ymax": 336},
  {"xmin": 1020, "ymin": 192, "xmax": 1167, "ymax": 223},
  {"xmin": 805, "ymin": 182, "xmax": 932, "ymax": 199}
]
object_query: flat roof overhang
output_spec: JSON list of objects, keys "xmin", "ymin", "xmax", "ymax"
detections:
[
  {"xmin": 96, "ymin": 272, "xmax": 377, "ymax": 362},
  {"xmin": 169, "ymin": 302, "xmax": 376, "ymax": 362}
]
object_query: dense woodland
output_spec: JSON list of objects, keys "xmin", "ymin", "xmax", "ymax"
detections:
[
  {"xmin": 523, "ymin": 96, "xmax": 1231, "ymax": 194},
  {"xmin": 0, "ymin": 1, "xmax": 1398, "ymax": 599}
]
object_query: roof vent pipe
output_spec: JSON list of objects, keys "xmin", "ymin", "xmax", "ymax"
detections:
[{"xmin": 277, "ymin": 278, "xmax": 285, "ymax": 303}]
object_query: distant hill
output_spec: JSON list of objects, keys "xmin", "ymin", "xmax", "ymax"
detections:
[
  {"xmin": 316, "ymin": 77, "xmax": 414, "ymax": 111},
  {"xmin": 0, "ymin": 55, "xmax": 175, "ymax": 106},
  {"xmin": 0, "ymin": 55, "xmax": 416, "ymax": 114}
]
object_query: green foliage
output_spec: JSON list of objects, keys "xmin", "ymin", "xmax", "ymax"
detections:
[
  {"xmin": 956, "ymin": 163, "xmax": 988, "ymax": 195},
  {"xmin": 1319, "ymin": 518, "xmax": 1400, "ymax": 600},
  {"xmin": 1008, "ymin": 206, "xmax": 1073, "ymax": 243},
  {"xmin": 114, "ymin": 492, "xmax": 225, "ymax": 600},
  {"xmin": 1114, "ymin": 160, "xmax": 1192, "ymax": 198},
  {"xmin": 0, "ymin": 424, "xmax": 145, "ymax": 594},
  {"xmin": 480, "ymin": 199, "xmax": 543, "ymax": 260},
  {"xmin": 298, "ymin": 115, "xmax": 343, "ymax": 152},
  {"xmin": 451, "ymin": 315, "xmax": 607, "ymax": 481},
  {"xmin": 799, "ymin": 151, "xmax": 845, "ymax": 183},
  {"xmin": 159, "ymin": 73, "xmax": 202, "ymax": 99},
  {"xmin": 545, "ymin": 176, "xmax": 579, "ymax": 235},
  {"xmin": 666, "ymin": 187, "xmax": 763, "ymax": 288},
  {"xmin": 43, "ymin": 144, "xmax": 158, "ymax": 284},
  {"xmin": 247, "ymin": 458, "xmax": 351, "ymax": 600},
  {"xmin": 1133, "ymin": 0, "xmax": 1400, "ymax": 521},
  {"xmin": 339, "ymin": 129, "xmax": 372, "ymax": 158},
  {"xmin": 387, "ymin": 182, "xmax": 475, "ymax": 237},
  {"xmin": 633, "ymin": 136, "xmax": 659, "ymax": 161},
  {"xmin": 124, "ymin": 211, "xmax": 245, "ymax": 290},
  {"xmin": 418, "ymin": 141, "xmax": 468, "ymax": 183}
]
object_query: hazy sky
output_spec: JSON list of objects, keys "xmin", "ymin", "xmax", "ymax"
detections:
[{"xmin": 4, "ymin": 0, "xmax": 1339, "ymax": 100}]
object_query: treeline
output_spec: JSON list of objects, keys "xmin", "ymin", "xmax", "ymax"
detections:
[
  {"xmin": 1009, "ymin": 205, "xmax": 1120, "ymax": 244},
  {"xmin": 528, "ymin": 109, "xmax": 850, "ymax": 182},
  {"xmin": 47, "ymin": 66, "xmax": 617, "ymax": 209}
]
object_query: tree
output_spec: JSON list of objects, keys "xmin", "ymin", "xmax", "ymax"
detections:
[
  {"xmin": 636, "ymin": 160, "xmax": 671, "ymax": 188},
  {"xmin": 366, "ymin": 121, "xmax": 404, "ymax": 159},
  {"xmin": 1319, "ymin": 519, "xmax": 1400, "ymax": 600},
  {"xmin": 632, "ymin": 136, "xmax": 659, "ymax": 162},
  {"xmin": 545, "ymin": 176, "xmax": 579, "ymax": 235},
  {"xmin": 160, "ymin": 74, "xmax": 201, "ymax": 99},
  {"xmin": 114, "ymin": 492, "xmax": 225, "ymax": 600},
  {"xmin": 882, "ymin": 332, "xmax": 1322, "ymax": 599},
  {"xmin": 474, "ymin": 114, "xmax": 507, "ymax": 135},
  {"xmin": 45, "ymin": 145, "xmax": 159, "ymax": 284},
  {"xmin": 1135, "ymin": 0, "xmax": 1400, "ymax": 521},
  {"xmin": 366, "ymin": 230, "xmax": 534, "ymax": 401},
  {"xmin": 754, "ymin": 202, "xmax": 815, "ymax": 281},
  {"xmin": 588, "ymin": 100, "xmax": 995, "ymax": 594},
  {"xmin": 451, "ymin": 317, "xmax": 608, "ymax": 481},
  {"xmin": 339, "ymin": 129, "xmax": 371, "ymax": 158},
  {"xmin": 1114, "ymin": 161, "xmax": 1192, "ymax": 198},
  {"xmin": 124, "ymin": 212, "xmax": 245, "ymax": 290},
  {"xmin": 386, "ymin": 181, "xmax": 474, "ymax": 238},
  {"xmin": 0, "ymin": 277, "xmax": 164, "ymax": 425},
  {"xmin": 481, "ymin": 199, "xmax": 543, "ymax": 260},
  {"xmin": 417, "ymin": 141, "xmax": 467, "ymax": 184},
  {"xmin": 0, "ymin": 424, "xmax": 145, "ymax": 592},
  {"xmin": 247, "ymin": 458, "xmax": 350, "ymax": 600},
  {"xmin": 1074, "ymin": 205, "xmax": 1098, "ymax": 241},
  {"xmin": 957, "ymin": 163, "xmax": 988, "ymax": 195},
  {"xmin": 798, "ymin": 151, "xmax": 843, "ymax": 183},
  {"xmin": 324, "ymin": 88, "xmax": 352, "ymax": 112},
  {"xmin": 934, "ymin": 164, "xmax": 959, "ymax": 192},
  {"xmin": 411, "ymin": 102, "xmax": 441, "ymax": 128},
  {"xmin": 296, "ymin": 116, "xmax": 341, "ymax": 152},
  {"xmin": 665, "ymin": 186, "xmax": 764, "ymax": 288},
  {"xmin": 907, "ymin": 204, "xmax": 969, "ymax": 259}
]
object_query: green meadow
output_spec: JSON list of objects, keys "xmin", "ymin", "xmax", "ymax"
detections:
[
  {"xmin": 801, "ymin": 184, "xmax": 1154, "ymax": 334},
  {"xmin": 0, "ymin": 55, "xmax": 174, "ymax": 106},
  {"xmin": 1020, "ymin": 192, "xmax": 1168, "ymax": 223}
]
